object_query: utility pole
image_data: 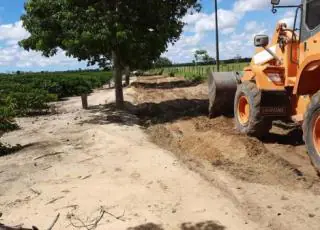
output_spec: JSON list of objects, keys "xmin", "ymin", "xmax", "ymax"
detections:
[{"xmin": 214, "ymin": 0, "xmax": 220, "ymax": 72}]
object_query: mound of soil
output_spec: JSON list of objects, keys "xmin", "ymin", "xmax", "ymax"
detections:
[{"xmin": 131, "ymin": 76, "xmax": 320, "ymax": 194}]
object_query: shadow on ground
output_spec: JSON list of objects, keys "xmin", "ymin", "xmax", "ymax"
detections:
[
  {"xmin": 0, "ymin": 143, "xmax": 36, "ymax": 157},
  {"xmin": 81, "ymin": 101, "xmax": 305, "ymax": 147},
  {"xmin": 206, "ymin": 114, "xmax": 304, "ymax": 147},
  {"xmin": 262, "ymin": 128, "xmax": 304, "ymax": 146},
  {"xmin": 127, "ymin": 223, "xmax": 163, "ymax": 230},
  {"xmin": 127, "ymin": 221, "xmax": 225, "ymax": 230},
  {"xmin": 81, "ymin": 98, "xmax": 209, "ymax": 127},
  {"xmin": 130, "ymin": 99, "xmax": 208, "ymax": 125},
  {"xmin": 80, "ymin": 104, "xmax": 140, "ymax": 126},
  {"xmin": 131, "ymin": 80, "xmax": 202, "ymax": 90}
]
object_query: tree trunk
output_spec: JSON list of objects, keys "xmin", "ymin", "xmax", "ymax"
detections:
[
  {"xmin": 81, "ymin": 94, "xmax": 88, "ymax": 109},
  {"xmin": 125, "ymin": 65, "xmax": 130, "ymax": 86},
  {"xmin": 112, "ymin": 50, "xmax": 124, "ymax": 108}
]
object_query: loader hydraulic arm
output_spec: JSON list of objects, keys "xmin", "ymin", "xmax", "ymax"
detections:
[{"xmin": 264, "ymin": 46, "xmax": 282, "ymax": 65}]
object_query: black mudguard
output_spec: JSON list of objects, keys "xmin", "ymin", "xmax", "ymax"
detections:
[{"xmin": 260, "ymin": 90, "xmax": 291, "ymax": 117}]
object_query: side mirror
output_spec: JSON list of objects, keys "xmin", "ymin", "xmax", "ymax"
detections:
[
  {"xmin": 254, "ymin": 35, "xmax": 269, "ymax": 47},
  {"xmin": 271, "ymin": 0, "xmax": 280, "ymax": 5}
]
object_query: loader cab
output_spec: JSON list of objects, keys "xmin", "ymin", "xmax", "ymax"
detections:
[
  {"xmin": 299, "ymin": 0, "xmax": 320, "ymax": 68},
  {"xmin": 301, "ymin": 0, "xmax": 320, "ymax": 42},
  {"xmin": 296, "ymin": 0, "xmax": 320, "ymax": 95},
  {"xmin": 268, "ymin": 0, "xmax": 320, "ymax": 95},
  {"xmin": 267, "ymin": 1, "xmax": 302, "ymax": 67},
  {"xmin": 271, "ymin": 0, "xmax": 320, "ymax": 56}
]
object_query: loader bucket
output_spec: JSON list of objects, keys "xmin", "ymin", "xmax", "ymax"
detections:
[{"xmin": 208, "ymin": 70, "xmax": 241, "ymax": 117}]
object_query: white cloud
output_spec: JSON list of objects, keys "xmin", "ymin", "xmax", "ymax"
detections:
[
  {"xmin": 0, "ymin": 21, "xmax": 29, "ymax": 42},
  {"xmin": 233, "ymin": 0, "xmax": 300, "ymax": 13},
  {"xmin": 0, "ymin": 21, "xmax": 89, "ymax": 71},
  {"xmin": 0, "ymin": 43, "xmax": 84, "ymax": 68},
  {"xmin": 167, "ymin": 1, "xmax": 271, "ymax": 62},
  {"xmin": 219, "ymin": 25, "xmax": 269, "ymax": 58},
  {"xmin": 164, "ymin": 33, "xmax": 204, "ymax": 63},
  {"xmin": 184, "ymin": 9, "xmax": 239, "ymax": 34},
  {"xmin": 233, "ymin": 1, "xmax": 267, "ymax": 13},
  {"xmin": 1, "ymin": 1, "xmax": 303, "ymax": 69},
  {"xmin": 165, "ymin": 20, "xmax": 269, "ymax": 62},
  {"xmin": 217, "ymin": 9, "xmax": 239, "ymax": 31},
  {"xmin": 166, "ymin": 10, "xmax": 270, "ymax": 63},
  {"xmin": 245, "ymin": 21, "xmax": 258, "ymax": 32},
  {"xmin": 183, "ymin": 12, "xmax": 208, "ymax": 25},
  {"xmin": 165, "ymin": 0, "xmax": 302, "ymax": 63},
  {"xmin": 221, "ymin": 27, "xmax": 235, "ymax": 35},
  {"xmin": 194, "ymin": 15, "xmax": 215, "ymax": 33},
  {"xmin": 279, "ymin": 10, "xmax": 296, "ymax": 28}
]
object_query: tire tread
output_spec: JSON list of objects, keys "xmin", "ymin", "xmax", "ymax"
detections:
[
  {"xmin": 302, "ymin": 90, "xmax": 320, "ymax": 173},
  {"xmin": 235, "ymin": 81, "xmax": 272, "ymax": 137}
]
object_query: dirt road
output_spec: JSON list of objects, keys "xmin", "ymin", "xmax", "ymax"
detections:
[
  {"xmin": 1, "ymin": 85, "xmax": 258, "ymax": 229},
  {"xmin": 1, "ymin": 76, "xmax": 320, "ymax": 230}
]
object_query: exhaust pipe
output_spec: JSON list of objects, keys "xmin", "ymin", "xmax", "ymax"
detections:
[{"xmin": 208, "ymin": 70, "xmax": 241, "ymax": 117}]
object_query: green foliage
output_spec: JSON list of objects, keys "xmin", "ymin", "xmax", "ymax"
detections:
[
  {"xmin": 19, "ymin": 0, "xmax": 201, "ymax": 106},
  {"xmin": 142, "ymin": 69, "xmax": 164, "ymax": 76},
  {"xmin": 158, "ymin": 63, "xmax": 248, "ymax": 81},
  {"xmin": 183, "ymin": 72, "xmax": 205, "ymax": 82},
  {"xmin": 194, "ymin": 50, "xmax": 215, "ymax": 65},
  {"xmin": 0, "ymin": 121, "xmax": 18, "ymax": 133},
  {"xmin": 154, "ymin": 57, "xmax": 173, "ymax": 68},
  {"xmin": 169, "ymin": 71, "xmax": 175, "ymax": 77},
  {"xmin": 0, "ymin": 106, "xmax": 18, "ymax": 133},
  {"xmin": 0, "ymin": 94, "xmax": 18, "ymax": 133},
  {"xmin": 162, "ymin": 63, "xmax": 248, "ymax": 77},
  {"xmin": 0, "ymin": 142, "xmax": 23, "ymax": 157},
  {"xmin": 0, "ymin": 71, "xmax": 112, "ymax": 132}
]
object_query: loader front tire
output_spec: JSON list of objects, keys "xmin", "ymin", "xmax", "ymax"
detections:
[
  {"xmin": 234, "ymin": 81, "xmax": 272, "ymax": 137},
  {"xmin": 303, "ymin": 91, "xmax": 320, "ymax": 174}
]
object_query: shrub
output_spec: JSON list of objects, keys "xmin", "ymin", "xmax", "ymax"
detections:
[
  {"xmin": 184, "ymin": 72, "xmax": 205, "ymax": 82},
  {"xmin": 0, "ymin": 106, "xmax": 18, "ymax": 133},
  {"xmin": 0, "ymin": 71, "xmax": 112, "ymax": 116}
]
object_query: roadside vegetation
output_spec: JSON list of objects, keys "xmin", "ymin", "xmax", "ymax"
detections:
[
  {"xmin": 163, "ymin": 62, "xmax": 248, "ymax": 80},
  {"xmin": 19, "ymin": 0, "xmax": 201, "ymax": 108},
  {"xmin": 0, "ymin": 71, "xmax": 112, "ymax": 135},
  {"xmin": 147, "ymin": 62, "xmax": 249, "ymax": 82},
  {"xmin": 148, "ymin": 50, "xmax": 249, "ymax": 81}
]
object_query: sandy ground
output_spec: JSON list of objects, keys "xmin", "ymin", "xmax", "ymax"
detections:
[
  {"xmin": 0, "ymin": 84, "xmax": 259, "ymax": 229},
  {"xmin": 130, "ymin": 76, "xmax": 320, "ymax": 230}
]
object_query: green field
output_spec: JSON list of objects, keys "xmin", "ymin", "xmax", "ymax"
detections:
[
  {"xmin": 151, "ymin": 62, "xmax": 250, "ymax": 81},
  {"xmin": 0, "ymin": 71, "xmax": 112, "ymax": 132}
]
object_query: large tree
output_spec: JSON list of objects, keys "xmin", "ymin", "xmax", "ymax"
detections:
[
  {"xmin": 154, "ymin": 57, "xmax": 173, "ymax": 68},
  {"xmin": 20, "ymin": 0, "xmax": 200, "ymax": 108},
  {"xmin": 123, "ymin": 39, "xmax": 165, "ymax": 86},
  {"xmin": 194, "ymin": 49, "xmax": 214, "ymax": 65}
]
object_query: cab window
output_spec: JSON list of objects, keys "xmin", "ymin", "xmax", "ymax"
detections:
[{"xmin": 306, "ymin": 0, "xmax": 320, "ymax": 30}]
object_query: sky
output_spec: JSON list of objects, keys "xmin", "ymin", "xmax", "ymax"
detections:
[{"xmin": 0, "ymin": 0, "xmax": 301, "ymax": 72}]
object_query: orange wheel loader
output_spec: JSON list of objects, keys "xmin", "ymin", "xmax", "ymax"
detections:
[{"xmin": 208, "ymin": 0, "xmax": 320, "ymax": 173}]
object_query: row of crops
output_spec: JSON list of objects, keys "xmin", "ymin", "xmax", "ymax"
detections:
[
  {"xmin": 151, "ymin": 62, "xmax": 249, "ymax": 81},
  {"xmin": 0, "ymin": 71, "xmax": 112, "ymax": 132}
]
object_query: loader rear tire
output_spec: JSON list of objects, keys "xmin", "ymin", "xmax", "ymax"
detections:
[
  {"xmin": 234, "ymin": 81, "xmax": 272, "ymax": 137},
  {"xmin": 303, "ymin": 91, "xmax": 320, "ymax": 174}
]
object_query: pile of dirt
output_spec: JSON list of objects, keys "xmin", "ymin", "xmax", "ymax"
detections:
[
  {"xmin": 131, "ymin": 76, "xmax": 320, "ymax": 194},
  {"xmin": 131, "ymin": 79, "xmax": 201, "ymax": 89},
  {"xmin": 147, "ymin": 120, "xmax": 319, "ymax": 192}
]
